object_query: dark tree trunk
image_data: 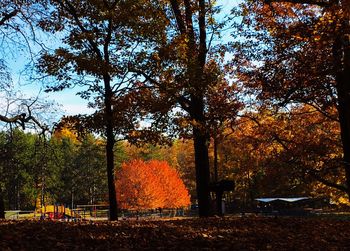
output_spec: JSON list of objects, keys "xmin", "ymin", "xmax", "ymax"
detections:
[
  {"xmin": 104, "ymin": 75, "xmax": 118, "ymax": 220},
  {"xmin": 213, "ymin": 136, "xmax": 223, "ymax": 216},
  {"xmin": 216, "ymin": 190, "xmax": 223, "ymax": 216},
  {"xmin": 193, "ymin": 0, "xmax": 211, "ymax": 217},
  {"xmin": 193, "ymin": 128, "xmax": 211, "ymax": 217},
  {"xmin": 342, "ymin": 17, "xmax": 350, "ymax": 198},
  {"xmin": 191, "ymin": 95, "xmax": 211, "ymax": 217},
  {"xmin": 0, "ymin": 188, "xmax": 5, "ymax": 219},
  {"xmin": 336, "ymin": 86, "xmax": 350, "ymax": 198},
  {"xmin": 334, "ymin": 30, "xmax": 350, "ymax": 199},
  {"xmin": 106, "ymin": 134, "xmax": 118, "ymax": 220},
  {"xmin": 335, "ymin": 69, "xmax": 350, "ymax": 199},
  {"xmin": 213, "ymin": 136, "xmax": 218, "ymax": 182}
]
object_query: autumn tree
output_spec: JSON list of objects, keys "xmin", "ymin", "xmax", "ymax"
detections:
[
  {"xmin": 212, "ymin": 106, "xmax": 344, "ymax": 205},
  {"xmin": 121, "ymin": 140, "xmax": 197, "ymax": 202},
  {"xmin": 116, "ymin": 159, "xmax": 190, "ymax": 210},
  {"xmin": 150, "ymin": 159, "xmax": 191, "ymax": 208},
  {"xmin": 129, "ymin": 0, "xmax": 241, "ymax": 217},
  {"xmin": 206, "ymin": 79, "xmax": 242, "ymax": 182},
  {"xmin": 37, "ymin": 0, "xmax": 166, "ymax": 220},
  {"xmin": 231, "ymin": 0, "xmax": 350, "ymax": 198}
]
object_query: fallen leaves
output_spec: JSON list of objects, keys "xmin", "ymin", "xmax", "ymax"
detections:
[{"xmin": 0, "ymin": 216, "xmax": 350, "ymax": 250}]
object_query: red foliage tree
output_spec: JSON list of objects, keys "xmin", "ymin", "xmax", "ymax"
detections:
[{"xmin": 116, "ymin": 159, "xmax": 190, "ymax": 210}]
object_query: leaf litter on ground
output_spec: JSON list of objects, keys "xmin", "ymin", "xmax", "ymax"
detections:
[{"xmin": 0, "ymin": 216, "xmax": 350, "ymax": 250}]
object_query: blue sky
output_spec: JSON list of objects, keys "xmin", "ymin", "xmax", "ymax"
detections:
[{"xmin": 3, "ymin": 0, "xmax": 239, "ymax": 123}]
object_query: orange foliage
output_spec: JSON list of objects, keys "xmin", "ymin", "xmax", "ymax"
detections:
[
  {"xmin": 218, "ymin": 105, "xmax": 344, "ymax": 201},
  {"xmin": 116, "ymin": 159, "xmax": 190, "ymax": 210}
]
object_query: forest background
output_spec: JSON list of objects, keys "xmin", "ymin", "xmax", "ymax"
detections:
[{"xmin": 1, "ymin": 0, "xmax": 350, "ymax": 219}]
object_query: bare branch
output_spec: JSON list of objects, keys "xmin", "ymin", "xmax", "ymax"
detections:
[
  {"xmin": 170, "ymin": 0, "xmax": 186, "ymax": 34},
  {"xmin": 0, "ymin": 9, "xmax": 19, "ymax": 26},
  {"xmin": 0, "ymin": 113, "xmax": 26, "ymax": 126},
  {"xmin": 198, "ymin": 0, "xmax": 207, "ymax": 68}
]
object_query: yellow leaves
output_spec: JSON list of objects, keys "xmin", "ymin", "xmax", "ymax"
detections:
[
  {"xmin": 53, "ymin": 127, "xmax": 79, "ymax": 144},
  {"xmin": 337, "ymin": 197, "xmax": 350, "ymax": 206}
]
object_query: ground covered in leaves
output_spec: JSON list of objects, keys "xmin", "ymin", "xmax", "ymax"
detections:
[{"xmin": 1, "ymin": 216, "xmax": 350, "ymax": 250}]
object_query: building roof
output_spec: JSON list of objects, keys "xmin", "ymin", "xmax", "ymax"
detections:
[{"xmin": 255, "ymin": 197, "xmax": 310, "ymax": 203}]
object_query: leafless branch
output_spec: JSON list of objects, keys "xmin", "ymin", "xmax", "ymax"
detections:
[{"xmin": 0, "ymin": 9, "xmax": 18, "ymax": 26}]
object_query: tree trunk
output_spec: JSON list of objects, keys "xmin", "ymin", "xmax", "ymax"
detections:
[
  {"xmin": 216, "ymin": 190, "xmax": 223, "ymax": 216},
  {"xmin": 193, "ymin": 128, "xmax": 211, "ymax": 216},
  {"xmin": 104, "ymin": 75, "xmax": 118, "ymax": 220},
  {"xmin": 171, "ymin": 0, "xmax": 210, "ymax": 216},
  {"xmin": 213, "ymin": 136, "xmax": 218, "ymax": 182},
  {"xmin": 342, "ymin": 15, "xmax": 350, "ymax": 198},
  {"xmin": 0, "ymin": 187, "xmax": 5, "ymax": 219},
  {"xmin": 336, "ymin": 76, "xmax": 350, "ymax": 199},
  {"xmin": 334, "ymin": 27, "xmax": 350, "ymax": 199},
  {"xmin": 71, "ymin": 190, "xmax": 74, "ymax": 210},
  {"xmin": 336, "ymin": 81, "xmax": 350, "ymax": 199},
  {"xmin": 191, "ymin": 95, "xmax": 211, "ymax": 217}
]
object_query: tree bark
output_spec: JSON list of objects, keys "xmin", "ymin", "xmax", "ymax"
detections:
[
  {"xmin": 340, "ymin": 3, "xmax": 350, "ymax": 198},
  {"xmin": 191, "ymin": 94, "xmax": 211, "ymax": 217},
  {"xmin": 193, "ymin": 128, "xmax": 211, "ymax": 216},
  {"xmin": 104, "ymin": 74, "xmax": 118, "ymax": 220},
  {"xmin": 336, "ymin": 79, "xmax": 350, "ymax": 199},
  {"xmin": 193, "ymin": 0, "xmax": 211, "ymax": 217},
  {"xmin": 0, "ymin": 9, "xmax": 19, "ymax": 26},
  {"xmin": 0, "ymin": 187, "xmax": 5, "ymax": 219},
  {"xmin": 213, "ymin": 136, "xmax": 219, "ymax": 182},
  {"xmin": 331, "ymin": 11, "xmax": 350, "ymax": 197},
  {"xmin": 335, "ymin": 63, "xmax": 350, "ymax": 199}
]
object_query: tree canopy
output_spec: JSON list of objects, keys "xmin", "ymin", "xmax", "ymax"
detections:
[
  {"xmin": 231, "ymin": 0, "xmax": 350, "ymax": 199},
  {"xmin": 116, "ymin": 159, "xmax": 190, "ymax": 210}
]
